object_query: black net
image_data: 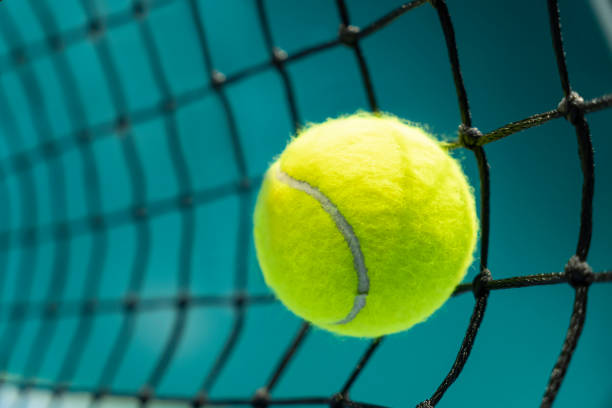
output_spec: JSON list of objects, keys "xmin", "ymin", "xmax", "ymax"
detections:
[{"xmin": 0, "ymin": 0, "xmax": 610, "ymax": 407}]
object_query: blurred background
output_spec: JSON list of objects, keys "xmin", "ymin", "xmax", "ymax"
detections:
[{"xmin": 0, "ymin": 0, "xmax": 610, "ymax": 407}]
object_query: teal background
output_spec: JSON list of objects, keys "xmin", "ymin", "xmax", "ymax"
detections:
[{"xmin": 0, "ymin": 0, "xmax": 610, "ymax": 407}]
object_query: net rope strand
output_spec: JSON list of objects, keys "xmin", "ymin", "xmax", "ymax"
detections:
[
  {"xmin": 541, "ymin": 0, "xmax": 596, "ymax": 405},
  {"xmin": 0, "ymin": 271, "xmax": 610, "ymax": 324},
  {"xmin": 0, "ymin": 2, "xmax": 608, "ymax": 186},
  {"xmin": 7, "ymin": 2, "xmax": 99, "ymax": 406},
  {"xmin": 417, "ymin": 2, "xmax": 491, "ymax": 406},
  {"xmin": 0, "ymin": 6, "xmax": 71, "ymax": 403},
  {"xmin": 185, "ymin": 0, "xmax": 253, "ymax": 403},
  {"xmin": 55, "ymin": 0, "xmax": 150, "ymax": 405},
  {"xmin": 0, "ymin": 1, "xmax": 608, "ymax": 408}
]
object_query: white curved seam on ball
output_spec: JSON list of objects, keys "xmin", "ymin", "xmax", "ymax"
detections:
[
  {"xmin": 276, "ymin": 167, "xmax": 369, "ymax": 325},
  {"xmin": 333, "ymin": 294, "xmax": 367, "ymax": 325}
]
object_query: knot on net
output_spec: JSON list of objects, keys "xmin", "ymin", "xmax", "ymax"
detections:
[
  {"xmin": 211, "ymin": 70, "xmax": 227, "ymax": 89},
  {"xmin": 191, "ymin": 391, "xmax": 207, "ymax": 408},
  {"xmin": 557, "ymin": 91, "xmax": 585, "ymax": 125},
  {"xmin": 133, "ymin": 1, "xmax": 148, "ymax": 19},
  {"xmin": 329, "ymin": 393, "xmax": 346, "ymax": 408},
  {"xmin": 272, "ymin": 47, "xmax": 288, "ymax": 67},
  {"xmin": 123, "ymin": 292, "xmax": 139, "ymax": 312},
  {"xmin": 87, "ymin": 19, "xmax": 105, "ymax": 39},
  {"xmin": 53, "ymin": 383, "xmax": 69, "ymax": 396},
  {"xmin": 92, "ymin": 388, "xmax": 108, "ymax": 401},
  {"xmin": 416, "ymin": 399, "xmax": 434, "ymax": 408},
  {"xmin": 458, "ymin": 124, "xmax": 482, "ymax": 149},
  {"xmin": 252, "ymin": 388, "xmax": 270, "ymax": 408},
  {"xmin": 138, "ymin": 385, "xmax": 154, "ymax": 405},
  {"xmin": 472, "ymin": 268, "xmax": 492, "ymax": 298},
  {"xmin": 339, "ymin": 24, "xmax": 360, "ymax": 47},
  {"xmin": 564, "ymin": 255, "xmax": 593, "ymax": 288}
]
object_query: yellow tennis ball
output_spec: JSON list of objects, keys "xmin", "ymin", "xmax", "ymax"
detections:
[{"xmin": 253, "ymin": 112, "xmax": 478, "ymax": 337}]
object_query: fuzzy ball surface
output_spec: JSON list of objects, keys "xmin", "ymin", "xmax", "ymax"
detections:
[{"xmin": 253, "ymin": 113, "xmax": 478, "ymax": 337}]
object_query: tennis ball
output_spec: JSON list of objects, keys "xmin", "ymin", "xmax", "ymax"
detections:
[{"xmin": 253, "ymin": 112, "xmax": 478, "ymax": 338}]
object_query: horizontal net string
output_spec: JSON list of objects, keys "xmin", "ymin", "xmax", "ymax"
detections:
[{"xmin": 0, "ymin": 271, "xmax": 608, "ymax": 323}]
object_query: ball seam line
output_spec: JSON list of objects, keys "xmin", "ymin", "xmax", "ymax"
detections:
[{"xmin": 275, "ymin": 166, "xmax": 369, "ymax": 325}]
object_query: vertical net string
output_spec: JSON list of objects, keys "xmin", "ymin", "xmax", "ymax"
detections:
[
  {"xmin": 429, "ymin": 0, "xmax": 471, "ymax": 126},
  {"xmin": 48, "ymin": 1, "xmax": 150, "ymax": 405},
  {"xmin": 417, "ymin": 1, "xmax": 491, "ymax": 406},
  {"xmin": 540, "ymin": 1, "xmax": 596, "ymax": 406},
  {"xmin": 255, "ymin": 0, "xmax": 300, "ymax": 130},
  {"xmin": 250, "ymin": 3, "xmax": 317, "ymax": 406},
  {"xmin": 187, "ymin": 0, "xmax": 251, "ymax": 402},
  {"xmin": 335, "ymin": 0, "xmax": 379, "ymax": 112},
  {"xmin": 0, "ymin": 119, "xmax": 11, "ymax": 330},
  {"xmin": 13, "ymin": 2, "xmax": 103, "ymax": 406},
  {"xmin": 134, "ymin": 1, "xmax": 196, "ymax": 403},
  {"xmin": 0, "ymin": 87, "xmax": 38, "ymax": 389},
  {"xmin": 260, "ymin": 323, "xmax": 311, "ymax": 397},
  {"xmin": 546, "ymin": 0, "xmax": 594, "ymax": 262},
  {"xmin": 339, "ymin": 338, "xmax": 384, "ymax": 400},
  {"xmin": 81, "ymin": 1, "xmax": 154, "ymax": 405},
  {"xmin": 0, "ymin": 8, "xmax": 70, "ymax": 396},
  {"xmin": 541, "ymin": 286, "xmax": 589, "ymax": 408}
]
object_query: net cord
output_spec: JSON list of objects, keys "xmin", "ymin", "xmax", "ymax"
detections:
[{"xmin": 0, "ymin": 0, "xmax": 609, "ymax": 407}]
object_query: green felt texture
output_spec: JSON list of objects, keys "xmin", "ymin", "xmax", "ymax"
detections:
[{"xmin": 253, "ymin": 113, "xmax": 478, "ymax": 338}]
